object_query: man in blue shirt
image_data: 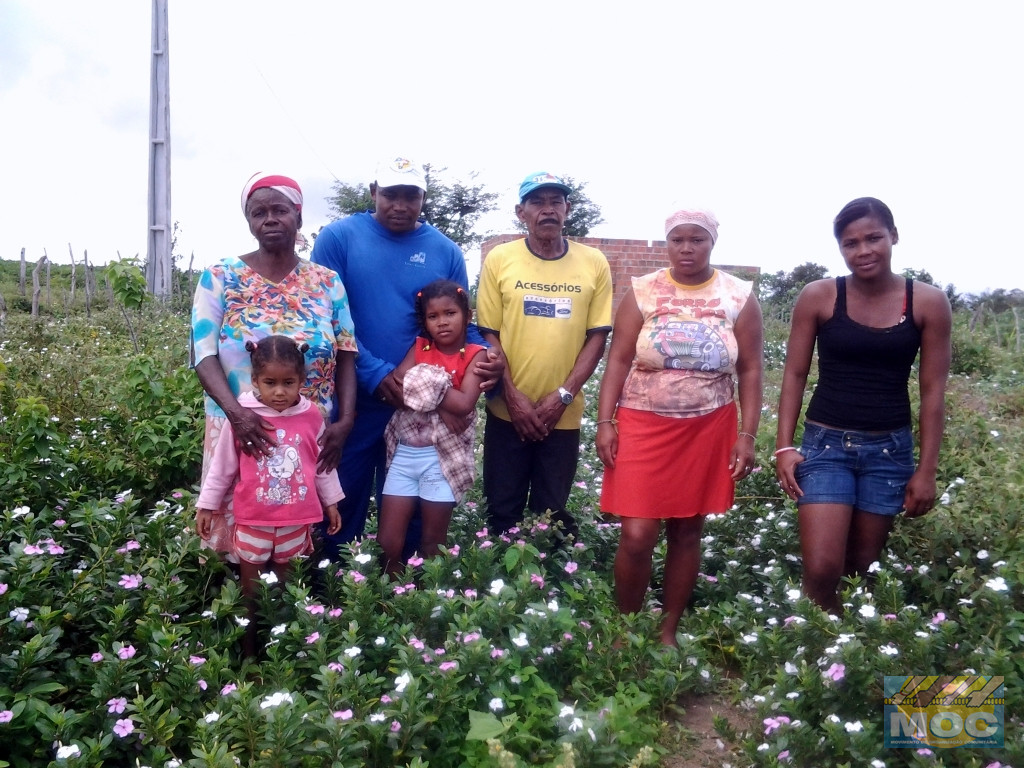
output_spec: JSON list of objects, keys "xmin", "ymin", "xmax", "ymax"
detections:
[{"xmin": 312, "ymin": 156, "xmax": 501, "ymax": 557}]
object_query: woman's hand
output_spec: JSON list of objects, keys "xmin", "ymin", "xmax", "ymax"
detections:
[
  {"xmin": 317, "ymin": 418, "xmax": 353, "ymax": 473},
  {"xmin": 227, "ymin": 407, "xmax": 275, "ymax": 457},
  {"xmin": 903, "ymin": 469, "xmax": 937, "ymax": 518},
  {"xmin": 775, "ymin": 450, "xmax": 804, "ymax": 500},
  {"xmin": 596, "ymin": 421, "xmax": 618, "ymax": 468},
  {"xmin": 729, "ymin": 438, "xmax": 757, "ymax": 481},
  {"xmin": 375, "ymin": 370, "xmax": 404, "ymax": 409}
]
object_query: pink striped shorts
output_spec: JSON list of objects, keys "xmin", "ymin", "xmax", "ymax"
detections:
[{"xmin": 233, "ymin": 524, "xmax": 312, "ymax": 565}]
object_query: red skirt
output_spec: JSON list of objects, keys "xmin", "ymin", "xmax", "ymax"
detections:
[{"xmin": 600, "ymin": 402, "xmax": 736, "ymax": 519}]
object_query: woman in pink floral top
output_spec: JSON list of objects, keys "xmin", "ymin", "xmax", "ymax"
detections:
[{"xmin": 190, "ymin": 173, "xmax": 358, "ymax": 558}]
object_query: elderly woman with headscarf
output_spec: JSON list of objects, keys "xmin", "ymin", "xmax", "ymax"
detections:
[
  {"xmin": 191, "ymin": 172, "xmax": 358, "ymax": 559},
  {"xmin": 596, "ymin": 208, "xmax": 764, "ymax": 646}
]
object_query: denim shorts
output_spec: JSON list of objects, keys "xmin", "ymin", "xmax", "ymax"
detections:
[
  {"xmin": 794, "ymin": 422, "xmax": 916, "ymax": 515},
  {"xmin": 382, "ymin": 444, "xmax": 456, "ymax": 503}
]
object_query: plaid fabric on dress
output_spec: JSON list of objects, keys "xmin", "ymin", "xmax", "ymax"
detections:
[{"xmin": 384, "ymin": 364, "xmax": 477, "ymax": 501}]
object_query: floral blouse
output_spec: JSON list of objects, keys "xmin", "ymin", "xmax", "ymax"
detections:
[{"xmin": 191, "ymin": 257, "xmax": 357, "ymax": 419}]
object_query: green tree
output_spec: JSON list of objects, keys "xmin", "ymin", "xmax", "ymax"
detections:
[
  {"xmin": 513, "ymin": 175, "xmax": 605, "ymax": 238},
  {"xmin": 757, "ymin": 262, "xmax": 830, "ymax": 307},
  {"xmin": 323, "ymin": 166, "xmax": 498, "ymax": 250}
]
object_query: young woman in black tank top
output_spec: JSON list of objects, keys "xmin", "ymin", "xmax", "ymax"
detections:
[{"xmin": 774, "ymin": 198, "xmax": 952, "ymax": 613}]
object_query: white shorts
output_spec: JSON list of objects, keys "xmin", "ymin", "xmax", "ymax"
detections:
[{"xmin": 382, "ymin": 444, "xmax": 456, "ymax": 503}]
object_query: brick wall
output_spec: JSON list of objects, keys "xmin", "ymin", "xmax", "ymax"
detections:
[{"xmin": 481, "ymin": 235, "xmax": 760, "ymax": 313}]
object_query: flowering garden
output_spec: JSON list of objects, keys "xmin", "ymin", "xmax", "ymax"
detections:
[{"xmin": 0, "ymin": 289, "xmax": 1021, "ymax": 767}]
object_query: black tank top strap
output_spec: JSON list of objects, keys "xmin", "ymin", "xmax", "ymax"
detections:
[
  {"xmin": 834, "ymin": 276, "xmax": 847, "ymax": 316},
  {"xmin": 903, "ymin": 277, "xmax": 914, "ymax": 324}
]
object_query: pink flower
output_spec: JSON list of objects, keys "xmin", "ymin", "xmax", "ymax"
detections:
[
  {"xmin": 931, "ymin": 612, "xmax": 947, "ymax": 625},
  {"xmin": 350, "ymin": 571, "xmax": 366, "ymax": 583},
  {"xmin": 475, "ymin": 528, "xmax": 489, "ymax": 538},
  {"xmin": 491, "ymin": 648, "xmax": 506, "ymax": 658},
  {"xmin": 380, "ymin": 694, "xmax": 393, "ymax": 704},
  {"xmin": 564, "ymin": 562, "xmax": 578, "ymax": 574},
  {"xmin": 824, "ymin": 663, "xmax": 845, "ymax": 681},
  {"xmin": 333, "ymin": 709, "xmax": 353, "ymax": 720},
  {"xmin": 198, "ymin": 680, "xmax": 207, "ymax": 691},
  {"xmin": 0, "ymin": 710, "xmax": 14, "ymax": 723},
  {"xmin": 390, "ymin": 720, "xmax": 402, "ymax": 732},
  {"xmin": 422, "ymin": 654, "xmax": 433, "ymax": 663},
  {"xmin": 47, "ymin": 543, "xmax": 65, "ymax": 555},
  {"xmin": 480, "ymin": 540, "xmax": 493, "ymax": 549},
  {"xmin": 306, "ymin": 632, "xmax": 320, "ymax": 644},
  {"xmin": 408, "ymin": 556, "xmax": 424, "ymax": 567},
  {"xmin": 117, "ymin": 645, "xmax": 136, "ymax": 660},
  {"xmin": 917, "ymin": 748, "xmax": 934, "ymax": 756},
  {"xmin": 190, "ymin": 655, "xmax": 206, "ymax": 665},
  {"xmin": 699, "ymin": 573, "xmax": 719, "ymax": 583},
  {"xmin": 530, "ymin": 574, "xmax": 545, "ymax": 588},
  {"xmin": 172, "ymin": 491, "xmax": 183, "ymax": 498},
  {"xmin": 53, "ymin": 519, "xmax": 67, "ymax": 527},
  {"xmin": 779, "ymin": 750, "xmax": 791, "ymax": 762},
  {"xmin": 23, "ymin": 544, "xmax": 44, "ymax": 555},
  {"xmin": 763, "ymin": 715, "xmax": 791, "ymax": 734},
  {"xmin": 113, "ymin": 718, "xmax": 134, "ymax": 737},
  {"xmin": 0, "ymin": 583, "xmax": 7, "ymax": 596},
  {"xmin": 408, "ymin": 637, "xmax": 425, "ymax": 650},
  {"xmin": 883, "ymin": 613, "xmax": 898, "ymax": 620},
  {"xmin": 221, "ymin": 683, "xmax": 237, "ymax": 696},
  {"xmin": 439, "ymin": 661, "xmax": 458, "ymax": 672},
  {"xmin": 563, "ymin": 632, "xmax": 573, "ymax": 641},
  {"xmin": 448, "ymin": 545, "xmax": 460, "ymax": 556},
  {"xmin": 305, "ymin": 604, "xmax": 325, "ymax": 615},
  {"xmin": 328, "ymin": 662, "xmax": 343, "ymax": 672},
  {"xmin": 462, "ymin": 632, "xmax": 482, "ymax": 643},
  {"xmin": 328, "ymin": 608, "xmax": 343, "ymax": 618},
  {"xmin": 119, "ymin": 574, "xmax": 143, "ymax": 589},
  {"xmin": 107, "ymin": 697, "xmax": 128, "ymax": 714},
  {"xmin": 579, "ymin": 620, "xmax": 592, "ymax": 629},
  {"xmin": 464, "ymin": 589, "xmax": 478, "ymax": 599},
  {"xmin": 393, "ymin": 585, "xmax": 407, "ymax": 595},
  {"xmin": 91, "ymin": 652, "xmax": 104, "ymax": 662}
]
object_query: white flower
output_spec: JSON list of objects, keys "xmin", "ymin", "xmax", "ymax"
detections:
[
  {"xmin": 11, "ymin": 506, "xmax": 30, "ymax": 518},
  {"xmin": 259, "ymin": 691, "xmax": 294, "ymax": 709},
  {"xmin": 784, "ymin": 662, "xmax": 798, "ymax": 675},
  {"xmin": 741, "ymin": 633, "xmax": 758, "ymax": 644},
  {"xmin": 786, "ymin": 691, "xmax": 800, "ymax": 699},
  {"xmin": 826, "ymin": 714, "xmax": 840, "ymax": 723},
  {"xmin": 489, "ymin": 697, "xmax": 504, "ymax": 712},
  {"xmin": 867, "ymin": 561, "xmax": 881, "ymax": 573},
  {"xmin": 204, "ymin": 711, "xmax": 220, "ymax": 723},
  {"xmin": 844, "ymin": 720, "xmax": 863, "ymax": 732},
  {"xmin": 394, "ymin": 672, "xmax": 412, "ymax": 693},
  {"xmin": 259, "ymin": 571, "xmax": 279, "ymax": 585},
  {"xmin": 510, "ymin": 675, "xmax": 522, "ymax": 685},
  {"xmin": 318, "ymin": 559, "xmax": 331, "ymax": 568},
  {"xmin": 559, "ymin": 705, "xmax": 575, "ymax": 718},
  {"xmin": 859, "ymin": 605, "xmax": 877, "ymax": 618},
  {"xmin": 511, "ymin": 632, "xmax": 529, "ymax": 648},
  {"xmin": 879, "ymin": 644, "xmax": 899, "ymax": 656},
  {"xmin": 369, "ymin": 713, "xmax": 386, "ymax": 723},
  {"xmin": 985, "ymin": 576, "xmax": 1008, "ymax": 592},
  {"xmin": 569, "ymin": 717, "xmax": 583, "ymax": 732},
  {"xmin": 990, "ymin": 430, "xmax": 1000, "ymax": 438},
  {"xmin": 870, "ymin": 760, "xmax": 886, "ymax": 768},
  {"xmin": 757, "ymin": 743, "xmax": 770, "ymax": 752},
  {"xmin": 785, "ymin": 588, "xmax": 801, "ymax": 601},
  {"xmin": 546, "ymin": 599, "xmax": 559, "ymax": 612},
  {"xmin": 56, "ymin": 743, "xmax": 81, "ymax": 759},
  {"xmin": 270, "ymin": 624, "xmax": 286, "ymax": 636},
  {"xmin": 375, "ymin": 636, "xmax": 386, "ymax": 646},
  {"xmin": 700, "ymin": 669, "xmax": 711, "ymax": 680},
  {"xmin": 917, "ymin": 565, "xmax": 929, "ymax": 575},
  {"xmin": 489, "ymin": 579, "xmax": 505, "ymax": 595},
  {"xmin": 9, "ymin": 607, "xmax": 29, "ymax": 622},
  {"xmin": 354, "ymin": 553, "xmax": 372, "ymax": 565},
  {"xmin": 977, "ymin": 549, "xmax": 989, "ymax": 560},
  {"xmin": 939, "ymin": 492, "xmax": 951, "ymax": 505},
  {"xmin": 344, "ymin": 646, "xmax": 362, "ymax": 658}
]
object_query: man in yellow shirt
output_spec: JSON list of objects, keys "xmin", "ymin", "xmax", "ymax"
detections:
[{"xmin": 476, "ymin": 172, "xmax": 613, "ymax": 538}]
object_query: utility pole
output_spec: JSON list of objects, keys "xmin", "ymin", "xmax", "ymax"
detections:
[{"xmin": 146, "ymin": 0, "xmax": 172, "ymax": 298}]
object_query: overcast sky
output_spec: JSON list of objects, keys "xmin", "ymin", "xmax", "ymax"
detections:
[{"xmin": 2, "ymin": 1, "xmax": 1022, "ymax": 295}]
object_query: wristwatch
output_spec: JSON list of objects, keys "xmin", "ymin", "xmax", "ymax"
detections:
[{"xmin": 558, "ymin": 387, "xmax": 574, "ymax": 405}]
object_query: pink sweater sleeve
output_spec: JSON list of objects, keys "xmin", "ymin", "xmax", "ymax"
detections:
[{"xmin": 196, "ymin": 423, "xmax": 241, "ymax": 510}]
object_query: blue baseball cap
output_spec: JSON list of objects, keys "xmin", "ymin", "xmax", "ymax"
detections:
[{"xmin": 518, "ymin": 171, "xmax": 572, "ymax": 202}]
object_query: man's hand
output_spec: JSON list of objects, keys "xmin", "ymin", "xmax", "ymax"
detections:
[
  {"xmin": 534, "ymin": 391, "xmax": 567, "ymax": 432},
  {"xmin": 375, "ymin": 370, "xmax": 404, "ymax": 409},
  {"xmin": 504, "ymin": 386, "xmax": 547, "ymax": 441},
  {"xmin": 474, "ymin": 348, "xmax": 506, "ymax": 392},
  {"xmin": 439, "ymin": 409, "xmax": 473, "ymax": 435},
  {"xmin": 317, "ymin": 418, "xmax": 353, "ymax": 474}
]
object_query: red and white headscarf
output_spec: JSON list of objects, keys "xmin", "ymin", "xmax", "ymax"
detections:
[
  {"xmin": 241, "ymin": 172, "xmax": 303, "ymax": 214},
  {"xmin": 665, "ymin": 208, "xmax": 719, "ymax": 243}
]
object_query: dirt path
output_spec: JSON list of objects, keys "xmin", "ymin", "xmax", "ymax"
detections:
[{"xmin": 660, "ymin": 692, "xmax": 756, "ymax": 768}]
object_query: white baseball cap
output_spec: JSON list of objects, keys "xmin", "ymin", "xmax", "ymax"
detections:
[{"xmin": 374, "ymin": 156, "xmax": 427, "ymax": 191}]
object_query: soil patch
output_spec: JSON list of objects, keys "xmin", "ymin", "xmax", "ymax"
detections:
[{"xmin": 660, "ymin": 691, "xmax": 756, "ymax": 768}]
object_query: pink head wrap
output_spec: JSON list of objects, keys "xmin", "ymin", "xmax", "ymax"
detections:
[
  {"xmin": 241, "ymin": 172, "xmax": 303, "ymax": 214},
  {"xmin": 665, "ymin": 208, "xmax": 719, "ymax": 243}
]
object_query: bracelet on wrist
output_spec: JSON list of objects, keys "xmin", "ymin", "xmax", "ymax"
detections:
[
  {"xmin": 738, "ymin": 431, "xmax": 756, "ymax": 441},
  {"xmin": 596, "ymin": 419, "xmax": 617, "ymax": 426},
  {"xmin": 773, "ymin": 446, "xmax": 799, "ymax": 457}
]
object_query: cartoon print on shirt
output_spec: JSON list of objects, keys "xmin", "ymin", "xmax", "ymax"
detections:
[
  {"xmin": 254, "ymin": 428, "xmax": 310, "ymax": 504},
  {"xmin": 651, "ymin": 320, "xmax": 730, "ymax": 372}
]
